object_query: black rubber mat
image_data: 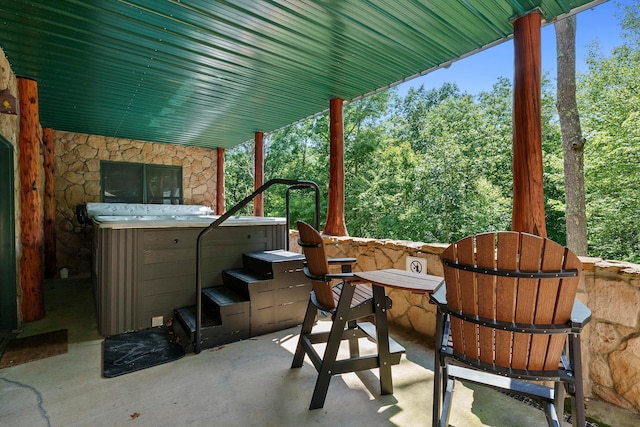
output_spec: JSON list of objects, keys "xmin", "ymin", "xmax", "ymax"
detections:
[{"xmin": 102, "ymin": 327, "xmax": 184, "ymax": 378}]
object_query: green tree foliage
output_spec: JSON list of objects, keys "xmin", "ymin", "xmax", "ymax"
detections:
[
  {"xmin": 224, "ymin": 1, "xmax": 639, "ymax": 262},
  {"xmin": 394, "ymin": 85, "xmax": 513, "ymax": 243},
  {"xmin": 578, "ymin": 2, "xmax": 640, "ymax": 262},
  {"xmin": 224, "ymin": 142, "xmax": 255, "ymax": 216},
  {"xmin": 263, "ymin": 117, "xmax": 330, "ymax": 227}
]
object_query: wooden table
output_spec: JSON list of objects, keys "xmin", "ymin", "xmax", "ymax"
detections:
[
  {"xmin": 344, "ymin": 268, "xmax": 443, "ymax": 399},
  {"xmin": 354, "ymin": 268, "xmax": 444, "ymax": 294}
]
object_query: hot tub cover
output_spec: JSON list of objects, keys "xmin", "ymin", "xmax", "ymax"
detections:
[{"xmin": 86, "ymin": 203, "xmax": 213, "ymax": 219}]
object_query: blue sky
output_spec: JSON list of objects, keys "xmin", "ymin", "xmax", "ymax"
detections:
[{"xmin": 396, "ymin": 0, "xmax": 630, "ymax": 96}]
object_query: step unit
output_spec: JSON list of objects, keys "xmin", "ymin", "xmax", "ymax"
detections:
[
  {"xmin": 225, "ymin": 250, "xmax": 311, "ymax": 336},
  {"xmin": 174, "ymin": 250, "xmax": 311, "ymax": 352},
  {"xmin": 173, "ymin": 286, "xmax": 250, "ymax": 351}
]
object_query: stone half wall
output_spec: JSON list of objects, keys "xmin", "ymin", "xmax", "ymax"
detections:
[
  {"xmin": 289, "ymin": 231, "xmax": 640, "ymax": 415},
  {"xmin": 289, "ymin": 231, "xmax": 448, "ymax": 339},
  {"xmin": 582, "ymin": 259, "xmax": 640, "ymax": 414},
  {"xmin": 54, "ymin": 130, "xmax": 218, "ymax": 275}
]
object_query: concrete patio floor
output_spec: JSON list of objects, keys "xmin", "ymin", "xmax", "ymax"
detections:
[{"xmin": 1, "ymin": 277, "xmax": 638, "ymax": 427}]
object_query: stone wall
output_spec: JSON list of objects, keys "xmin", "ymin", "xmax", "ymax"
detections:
[
  {"xmin": 583, "ymin": 259, "xmax": 640, "ymax": 413},
  {"xmin": 0, "ymin": 51, "xmax": 19, "ymax": 145},
  {"xmin": 290, "ymin": 231, "xmax": 640, "ymax": 414},
  {"xmin": 54, "ymin": 131, "xmax": 219, "ymax": 276},
  {"xmin": 289, "ymin": 233, "xmax": 447, "ymax": 337}
]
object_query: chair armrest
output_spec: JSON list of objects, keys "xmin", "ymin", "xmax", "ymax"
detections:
[
  {"xmin": 326, "ymin": 272, "xmax": 355, "ymax": 281},
  {"xmin": 570, "ymin": 298, "xmax": 592, "ymax": 329},
  {"xmin": 328, "ymin": 257, "xmax": 356, "ymax": 273},
  {"xmin": 302, "ymin": 267, "xmax": 354, "ymax": 282},
  {"xmin": 327, "ymin": 257, "xmax": 356, "ymax": 265},
  {"xmin": 429, "ymin": 282, "xmax": 447, "ymax": 306}
]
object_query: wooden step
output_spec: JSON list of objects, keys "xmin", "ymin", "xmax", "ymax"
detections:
[
  {"xmin": 202, "ymin": 286, "xmax": 250, "ymax": 326},
  {"xmin": 222, "ymin": 269, "xmax": 264, "ymax": 300},
  {"xmin": 173, "ymin": 250, "xmax": 309, "ymax": 352},
  {"xmin": 202, "ymin": 286, "xmax": 249, "ymax": 307},
  {"xmin": 173, "ymin": 287, "xmax": 250, "ymax": 353},
  {"xmin": 242, "ymin": 250, "xmax": 305, "ymax": 279},
  {"xmin": 174, "ymin": 305, "xmax": 221, "ymax": 334}
]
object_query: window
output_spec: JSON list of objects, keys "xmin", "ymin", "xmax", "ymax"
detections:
[{"xmin": 101, "ymin": 161, "xmax": 183, "ymax": 204}]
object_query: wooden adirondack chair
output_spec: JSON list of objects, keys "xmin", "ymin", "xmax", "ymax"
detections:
[
  {"xmin": 291, "ymin": 221, "xmax": 405, "ymax": 410},
  {"xmin": 430, "ymin": 231, "xmax": 591, "ymax": 427}
]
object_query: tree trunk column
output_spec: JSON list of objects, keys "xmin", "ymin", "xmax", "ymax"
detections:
[
  {"xmin": 43, "ymin": 127, "xmax": 57, "ymax": 279},
  {"xmin": 512, "ymin": 12, "xmax": 546, "ymax": 237},
  {"xmin": 18, "ymin": 77, "xmax": 45, "ymax": 321},
  {"xmin": 323, "ymin": 97, "xmax": 348, "ymax": 236},
  {"xmin": 556, "ymin": 15, "xmax": 587, "ymax": 255},
  {"xmin": 216, "ymin": 148, "xmax": 225, "ymax": 215},
  {"xmin": 254, "ymin": 131, "xmax": 264, "ymax": 217}
]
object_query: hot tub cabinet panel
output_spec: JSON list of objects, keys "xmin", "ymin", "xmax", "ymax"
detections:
[
  {"xmin": 93, "ymin": 227, "xmax": 142, "ymax": 337},
  {"xmin": 93, "ymin": 220, "xmax": 287, "ymax": 336}
]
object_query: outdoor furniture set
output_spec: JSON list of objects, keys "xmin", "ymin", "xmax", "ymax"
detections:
[{"xmin": 292, "ymin": 222, "xmax": 590, "ymax": 427}]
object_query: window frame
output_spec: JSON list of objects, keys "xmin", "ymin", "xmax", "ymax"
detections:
[{"xmin": 100, "ymin": 160, "xmax": 183, "ymax": 204}]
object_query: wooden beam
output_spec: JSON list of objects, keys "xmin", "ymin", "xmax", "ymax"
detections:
[
  {"xmin": 512, "ymin": 12, "xmax": 546, "ymax": 237},
  {"xmin": 254, "ymin": 131, "xmax": 264, "ymax": 217},
  {"xmin": 18, "ymin": 77, "xmax": 45, "ymax": 321},
  {"xmin": 323, "ymin": 98, "xmax": 348, "ymax": 236},
  {"xmin": 43, "ymin": 127, "xmax": 56, "ymax": 279},
  {"xmin": 216, "ymin": 147, "xmax": 225, "ymax": 215}
]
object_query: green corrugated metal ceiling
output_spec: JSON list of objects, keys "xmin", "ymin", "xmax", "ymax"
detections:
[{"xmin": 0, "ymin": 0, "xmax": 604, "ymax": 150}]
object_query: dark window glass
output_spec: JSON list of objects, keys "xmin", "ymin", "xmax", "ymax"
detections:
[
  {"xmin": 146, "ymin": 165, "xmax": 183, "ymax": 204},
  {"xmin": 100, "ymin": 161, "xmax": 183, "ymax": 204},
  {"xmin": 101, "ymin": 162, "xmax": 143, "ymax": 203}
]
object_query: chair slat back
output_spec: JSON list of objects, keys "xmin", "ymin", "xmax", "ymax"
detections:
[
  {"xmin": 441, "ymin": 231, "xmax": 582, "ymax": 371},
  {"xmin": 297, "ymin": 221, "xmax": 335, "ymax": 309}
]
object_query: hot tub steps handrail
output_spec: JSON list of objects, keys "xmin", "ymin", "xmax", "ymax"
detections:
[{"xmin": 195, "ymin": 178, "xmax": 319, "ymax": 353}]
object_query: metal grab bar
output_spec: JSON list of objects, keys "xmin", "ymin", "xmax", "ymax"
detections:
[
  {"xmin": 195, "ymin": 178, "xmax": 320, "ymax": 353},
  {"xmin": 286, "ymin": 184, "xmax": 320, "ymax": 248}
]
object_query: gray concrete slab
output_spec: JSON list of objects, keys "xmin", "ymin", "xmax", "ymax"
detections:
[{"xmin": 1, "ymin": 278, "xmax": 638, "ymax": 427}]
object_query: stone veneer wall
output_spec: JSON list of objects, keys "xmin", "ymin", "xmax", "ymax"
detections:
[
  {"xmin": 583, "ymin": 259, "xmax": 640, "ymax": 413},
  {"xmin": 54, "ymin": 130, "xmax": 218, "ymax": 276},
  {"xmin": 290, "ymin": 231, "xmax": 640, "ymax": 414},
  {"xmin": 289, "ymin": 232, "xmax": 447, "ymax": 337},
  {"xmin": 0, "ymin": 50, "xmax": 19, "ymax": 148}
]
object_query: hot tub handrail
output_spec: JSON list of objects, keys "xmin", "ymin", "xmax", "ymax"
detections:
[
  {"xmin": 285, "ymin": 184, "xmax": 321, "ymax": 246},
  {"xmin": 195, "ymin": 178, "xmax": 319, "ymax": 353}
]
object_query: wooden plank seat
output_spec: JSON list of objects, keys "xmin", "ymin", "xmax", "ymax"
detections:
[
  {"xmin": 430, "ymin": 231, "xmax": 591, "ymax": 427},
  {"xmin": 291, "ymin": 221, "xmax": 405, "ymax": 410}
]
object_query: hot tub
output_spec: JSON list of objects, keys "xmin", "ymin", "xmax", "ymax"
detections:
[
  {"xmin": 91, "ymin": 214, "xmax": 286, "ymax": 228},
  {"xmin": 88, "ymin": 203, "xmax": 288, "ymax": 335}
]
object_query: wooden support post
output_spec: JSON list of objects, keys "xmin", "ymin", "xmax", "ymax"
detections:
[
  {"xmin": 254, "ymin": 131, "xmax": 264, "ymax": 217},
  {"xmin": 512, "ymin": 12, "xmax": 546, "ymax": 237},
  {"xmin": 323, "ymin": 98, "xmax": 348, "ymax": 236},
  {"xmin": 43, "ymin": 127, "xmax": 56, "ymax": 279},
  {"xmin": 216, "ymin": 147, "xmax": 225, "ymax": 215},
  {"xmin": 18, "ymin": 77, "xmax": 45, "ymax": 321}
]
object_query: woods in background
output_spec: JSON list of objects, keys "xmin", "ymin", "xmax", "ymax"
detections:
[{"xmin": 226, "ymin": 2, "xmax": 640, "ymax": 263}]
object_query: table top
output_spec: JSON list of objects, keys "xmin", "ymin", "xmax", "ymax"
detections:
[{"xmin": 354, "ymin": 268, "xmax": 444, "ymax": 294}]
